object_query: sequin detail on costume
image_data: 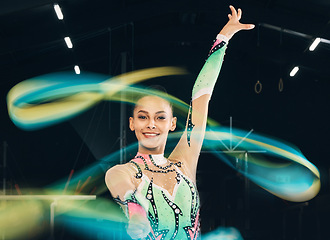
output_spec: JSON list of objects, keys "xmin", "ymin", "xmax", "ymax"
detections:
[
  {"xmin": 208, "ymin": 40, "xmax": 226, "ymax": 59},
  {"xmin": 125, "ymin": 153, "xmax": 200, "ymax": 239},
  {"xmin": 135, "ymin": 155, "xmax": 182, "ymax": 176},
  {"xmin": 187, "ymin": 102, "xmax": 195, "ymax": 147},
  {"xmin": 182, "ymin": 175, "xmax": 200, "ymax": 240},
  {"xmin": 130, "ymin": 161, "xmax": 143, "ymax": 179},
  {"xmin": 113, "ymin": 189, "xmax": 138, "ymax": 206},
  {"xmin": 161, "ymin": 191, "xmax": 183, "ymax": 239},
  {"xmin": 191, "ymin": 39, "xmax": 226, "ymax": 101},
  {"xmin": 146, "ymin": 179, "xmax": 170, "ymax": 240}
]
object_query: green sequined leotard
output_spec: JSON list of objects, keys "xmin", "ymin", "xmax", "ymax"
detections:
[{"xmin": 123, "ymin": 153, "xmax": 200, "ymax": 240}]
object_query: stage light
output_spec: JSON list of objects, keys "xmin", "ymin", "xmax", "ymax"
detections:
[
  {"xmin": 54, "ymin": 4, "xmax": 64, "ymax": 20},
  {"xmin": 64, "ymin": 37, "xmax": 73, "ymax": 48},
  {"xmin": 290, "ymin": 66, "xmax": 299, "ymax": 77},
  {"xmin": 309, "ymin": 37, "xmax": 321, "ymax": 51},
  {"xmin": 74, "ymin": 65, "xmax": 81, "ymax": 74}
]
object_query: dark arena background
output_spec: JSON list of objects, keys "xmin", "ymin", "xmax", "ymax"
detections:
[{"xmin": 1, "ymin": 0, "xmax": 330, "ymax": 239}]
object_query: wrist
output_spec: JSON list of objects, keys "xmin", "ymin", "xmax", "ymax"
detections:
[
  {"xmin": 216, "ymin": 34, "xmax": 230, "ymax": 43},
  {"xmin": 218, "ymin": 29, "xmax": 232, "ymax": 39}
]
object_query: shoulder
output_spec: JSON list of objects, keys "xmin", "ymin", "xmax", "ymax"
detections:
[
  {"xmin": 105, "ymin": 162, "xmax": 135, "ymax": 180},
  {"xmin": 105, "ymin": 162, "xmax": 138, "ymax": 198}
]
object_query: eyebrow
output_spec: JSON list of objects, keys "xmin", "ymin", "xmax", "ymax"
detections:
[
  {"xmin": 137, "ymin": 110, "xmax": 167, "ymax": 114},
  {"xmin": 156, "ymin": 111, "xmax": 167, "ymax": 114}
]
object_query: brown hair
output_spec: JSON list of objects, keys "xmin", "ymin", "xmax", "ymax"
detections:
[{"xmin": 131, "ymin": 85, "xmax": 173, "ymax": 117}]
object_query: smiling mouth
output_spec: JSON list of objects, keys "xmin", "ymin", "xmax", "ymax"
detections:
[{"xmin": 143, "ymin": 133, "xmax": 160, "ymax": 138}]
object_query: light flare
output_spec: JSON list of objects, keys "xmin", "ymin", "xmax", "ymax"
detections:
[{"xmin": 5, "ymin": 67, "xmax": 321, "ymax": 238}]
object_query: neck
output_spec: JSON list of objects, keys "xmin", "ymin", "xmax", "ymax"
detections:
[
  {"xmin": 138, "ymin": 145, "xmax": 164, "ymax": 155},
  {"xmin": 151, "ymin": 153, "xmax": 167, "ymax": 165}
]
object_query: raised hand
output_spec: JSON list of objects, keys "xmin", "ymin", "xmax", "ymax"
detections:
[{"xmin": 219, "ymin": 5, "xmax": 255, "ymax": 40}]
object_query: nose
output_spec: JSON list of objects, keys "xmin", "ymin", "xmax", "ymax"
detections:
[{"xmin": 147, "ymin": 119, "xmax": 156, "ymax": 129}]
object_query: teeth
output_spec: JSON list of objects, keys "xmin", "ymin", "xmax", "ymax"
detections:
[{"xmin": 144, "ymin": 133, "xmax": 157, "ymax": 136}]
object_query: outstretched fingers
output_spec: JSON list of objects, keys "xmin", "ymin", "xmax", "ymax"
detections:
[
  {"xmin": 241, "ymin": 23, "xmax": 255, "ymax": 30},
  {"xmin": 237, "ymin": 8, "xmax": 242, "ymax": 20},
  {"xmin": 229, "ymin": 5, "xmax": 237, "ymax": 19},
  {"xmin": 220, "ymin": 5, "xmax": 255, "ymax": 39},
  {"xmin": 231, "ymin": 5, "xmax": 254, "ymax": 30}
]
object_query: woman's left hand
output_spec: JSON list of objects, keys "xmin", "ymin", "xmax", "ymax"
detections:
[{"xmin": 219, "ymin": 5, "xmax": 255, "ymax": 40}]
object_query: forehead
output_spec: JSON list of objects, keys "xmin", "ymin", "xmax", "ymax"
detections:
[{"xmin": 135, "ymin": 96, "xmax": 172, "ymax": 114}]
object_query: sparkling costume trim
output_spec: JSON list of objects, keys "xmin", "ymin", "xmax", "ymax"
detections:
[
  {"xmin": 126, "ymin": 153, "xmax": 200, "ymax": 240},
  {"xmin": 187, "ymin": 102, "xmax": 195, "ymax": 147}
]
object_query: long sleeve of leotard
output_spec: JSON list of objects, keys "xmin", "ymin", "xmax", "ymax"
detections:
[
  {"xmin": 169, "ymin": 34, "xmax": 228, "ymax": 178},
  {"xmin": 192, "ymin": 34, "xmax": 228, "ymax": 101}
]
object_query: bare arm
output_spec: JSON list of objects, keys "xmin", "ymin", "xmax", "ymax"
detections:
[
  {"xmin": 169, "ymin": 6, "xmax": 254, "ymax": 180},
  {"xmin": 105, "ymin": 164, "xmax": 151, "ymax": 239},
  {"xmin": 105, "ymin": 164, "xmax": 136, "ymax": 202}
]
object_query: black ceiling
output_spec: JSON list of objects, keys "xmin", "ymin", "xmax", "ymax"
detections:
[
  {"xmin": 1, "ymin": 0, "xmax": 330, "ymax": 238},
  {"xmin": 1, "ymin": 0, "xmax": 330, "ymax": 80}
]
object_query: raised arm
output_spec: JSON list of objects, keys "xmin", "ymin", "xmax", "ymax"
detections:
[{"xmin": 169, "ymin": 6, "xmax": 254, "ymax": 180}]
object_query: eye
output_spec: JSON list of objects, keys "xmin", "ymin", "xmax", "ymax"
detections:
[
  {"xmin": 138, "ymin": 115, "xmax": 147, "ymax": 120},
  {"xmin": 157, "ymin": 116, "xmax": 166, "ymax": 120}
]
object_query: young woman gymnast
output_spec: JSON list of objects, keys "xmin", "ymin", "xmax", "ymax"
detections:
[{"xmin": 105, "ymin": 6, "xmax": 254, "ymax": 239}]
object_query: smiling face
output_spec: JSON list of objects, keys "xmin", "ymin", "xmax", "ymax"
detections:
[{"xmin": 129, "ymin": 95, "xmax": 177, "ymax": 154}]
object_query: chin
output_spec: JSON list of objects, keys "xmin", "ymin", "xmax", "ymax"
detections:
[
  {"xmin": 140, "ymin": 144, "xmax": 159, "ymax": 151},
  {"xmin": 140, "ymin": 141, "xmax": 162, "ymax": 152}
]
